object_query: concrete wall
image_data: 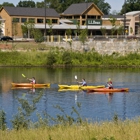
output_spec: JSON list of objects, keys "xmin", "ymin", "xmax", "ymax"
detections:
[{"xmin": 44, "ymin": 39, "xmax": 140, "ymax": 56}]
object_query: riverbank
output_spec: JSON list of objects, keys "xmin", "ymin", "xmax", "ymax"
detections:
[
  {"xmin": 1, "ymin": 41, "xmax": 140, "ymax": 67},
  {"xmin": 1, "ymin": 118, "xmax": 140, "ymax": 140}
]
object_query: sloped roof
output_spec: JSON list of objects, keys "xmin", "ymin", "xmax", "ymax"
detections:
[
  {"xmin": 0, "ymin": 6, "xmax": 60, "ymax": 17},
  {"xmin": 102, "ymin": 15, "xmax": 124, "ymax": 19},
  {"xmin": 126, "ymin": 11, "xmax": 140, "ymax": 16},
  {"xmin": 62, "ymin": 2, "xmax": 103, "ymax": 15}
]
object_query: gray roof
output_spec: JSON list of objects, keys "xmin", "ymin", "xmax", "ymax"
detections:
[
  {"xmin": 63, "ymin": 2, "xmax": 94, "ymax": 15},
  {"xmin": 102, "ymin": 15, "xmax": 124, "ymax": 19},
  {"xmin": 2, "ymin": 6, "xmax": 60, "ymax": 17}
]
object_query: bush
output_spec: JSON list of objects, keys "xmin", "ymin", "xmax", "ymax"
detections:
[
  {"xmin": 62, "ymin": 51, "xmax": 72, "ymax": 65},
  {"xmin": 46, "ymin": 52, "xmax": 56, "ymax": 66}
]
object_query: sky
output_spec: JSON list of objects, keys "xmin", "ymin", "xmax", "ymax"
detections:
[{"xmin": 0, "ymin": 0, "xmax": 124, "ymax": 12}]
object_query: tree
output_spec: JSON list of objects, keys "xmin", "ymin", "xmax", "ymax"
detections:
[
  {"xmin": 79, "ymin": 28, "xmax": 87, "ymax": 45},
  {"xmin": 117, "ymin": 25, "xmax": 124, "ymax": 37},
  {"xmin": 33, "ymin": 29, "xmax": 44, "ymax": 43},
  {"xmin": 91, "ymin": 0, "xmax": 111, "ymax": 15},
  {"xmin": 12, "ymin": 18, "xmax": 18, "ymax": 37},
  {"xmin": 76, "ymin": 21, "xmax": 81, "ymax": 36},
  {"xmin": 21, "ymin": 20, "xmax": 35, "ymax": 38},
  {"xmin": 120, "ymin": 0, "xmax": 140, "ymax": 14},
  {"xmin": 0, "ymin": 2, "xmax": 15, "ymax": 8},
  {"xmin": 17, "ymin": 0, "xmax": 35, "ymax": 7},
  {"xmin": 100, "ymin": 26, "xmax": 106, "ymax": 36},
  {"xmin": 48, "ymin": 0, "xmax": 111, "ymax": 14},
  {"xmin": 47, "ymin": 19, "xmax": 53, "ymax": 35},
  {"xmin": 109, "ymin": 16, "xmax": 117, "ymax": 36}
]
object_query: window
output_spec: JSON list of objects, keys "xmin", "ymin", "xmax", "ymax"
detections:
[
  {"xmin": 12, "ymin": 18, "xmax": 20, "ymax": 23},
  {"xmin": 46, "ymin": 19, "xmax": 51, "ymax": 23},
  {"xmin": 82, "ymin": 15, "xmax": 85, "ymax": 19},
  {"xmin": 21, "ymin": 18, "xmax": 27, "ymax": 23},
  {"xmin": 29, "ymin": 18, "xmax": 35, "ymax": 23},
  {"xmin": 87, "ymin": 16, "xmax": 96, "ymax": 19},
  {"xmin": 37, "ymin": 18, "xmax": 43, "ymax": 23},
  {"xmin": 74, "ymin": 16, "xmax": 80, "ymax": 19},
  {"xmin": 52, "ymin": 19, "xmax": 58, "ymax": 24}
]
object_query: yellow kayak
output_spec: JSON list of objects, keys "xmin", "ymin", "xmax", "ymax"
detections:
[{"xmin": 58, "ymin": 85, "xmax": 105, "ymax": 90}]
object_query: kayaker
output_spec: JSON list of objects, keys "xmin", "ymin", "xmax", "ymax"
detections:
[
  {"xmin": 79, "ymin": 78, "xmax": 87, "ymax": 86},
  {"xmin": 27, "ymin": 77, "xmax": 36, "ymax": 84},
  {"xmin": 107, "ymin": 78, "xmax": 113, "ymax": 89}
]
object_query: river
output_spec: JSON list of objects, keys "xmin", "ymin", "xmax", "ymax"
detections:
[{"xmin": 0, "ymin": 67, "xmax": 140, "ymax": 128}]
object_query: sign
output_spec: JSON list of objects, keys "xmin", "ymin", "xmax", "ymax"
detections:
[{"xmin": 87, "ymin": 19, "xmax": 102, "ymax": 25}]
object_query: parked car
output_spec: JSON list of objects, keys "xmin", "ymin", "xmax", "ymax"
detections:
[{"xmin": 0, "ymin": 36, "xmax": 13, "ymax": 41}]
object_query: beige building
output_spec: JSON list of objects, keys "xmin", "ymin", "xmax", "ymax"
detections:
[
  {"xmin": 0, "ymin": 2, "xmax": 139, "ymax": 38},
  {"xmin": 125, "ymin": 11, "xmax": 140, "ymax": 35}
]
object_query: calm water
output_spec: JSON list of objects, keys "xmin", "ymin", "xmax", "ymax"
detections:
[{"xmin": 0, "ymin": 67, "xmax": 140, "ymax": 128}]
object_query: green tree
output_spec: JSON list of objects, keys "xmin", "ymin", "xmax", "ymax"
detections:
[
  {"xmin": 21, "ymin": 20, "xmax": 35, "ymax": 38},
  {"xmin": 47, "ymin": 19, "xmax": 53, "ymax": 35},
  {"xmin": 117, "ymin": 25, "xmax": 124, "ymax": 37},
  {"xmin": 100, "ymin": 26, "xmax": 106, "ymax": 36},
  {"xmin": 33, "ymin": 29, "xmax": 44, "ymax": 43},
  {"xmin": 48, "ymin": 0, "xmax": 111, "ymax": 14},
  {"xmin": 79, "ymin": 28, "xmax": 87, "ymax": 45},
  {"xmin": 12, "ymin": 18, "xmax": 18, "ymax": 37},
  {"xmin": 120, "ymin": 0, "xmax": 140, "ymax": 14},
  {"xmin": 0, "ymin": 2, "xmax": 15, "ymax": 7},
  {"xmin": 109, "ymin": 16, "xmax": 117, "ymax": 36},
  {"xmin": 66, "ymin": 29, "xmax": 72, "ymax": 37},
  {"xmin": 17, "ymin": 0, "xmax": 35, "ymax": 7},
  {"xmin": 76, "ymin": 20, "xmax": 81, "ymax": 36}
]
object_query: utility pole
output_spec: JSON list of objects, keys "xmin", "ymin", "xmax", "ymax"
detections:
[
  {"xmin": 124, "ymin": 0, "xmax": 126, "ymax": 37},
  {"xmin": 44, "ymin": 0, "xmax": 46, "ymax": 39}
]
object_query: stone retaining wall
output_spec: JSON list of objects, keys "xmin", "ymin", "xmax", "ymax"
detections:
[{"xmin": 44, "ymin": 40, "xmax": 140, "ymax": 55}]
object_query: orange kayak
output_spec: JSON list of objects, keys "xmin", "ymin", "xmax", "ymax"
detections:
[
  {"xmin": 11, "ymin": 83, "xmax": 50, "ymax": 88},
  {"xmin": 87, "ymin": 88, "xmax": 129, "ymax": 93}
]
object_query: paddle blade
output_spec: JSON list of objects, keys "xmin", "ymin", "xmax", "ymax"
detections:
[
  {"xmin": 22, "ymin": 74, "xmax": 26, "ymax": 78},
  {"xmin": 75, "ymin": 75, "xmax": 77, "ymax": 80}
]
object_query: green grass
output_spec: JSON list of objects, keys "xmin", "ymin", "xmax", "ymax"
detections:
[
  {"xmin": 1, "ymin": 119, "xmax": 140, "ymax": 140},
  {"xmin": 1, "ymin": 42, "xmax": 140, "ymax": 67}
]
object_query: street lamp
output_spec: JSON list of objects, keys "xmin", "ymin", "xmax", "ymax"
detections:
[
  {"xmin": 85, "ymin": 0, "xmax": 88, "ymax": 37},
  {"xmin": 139, "ymin": 14, "xmax": 140, "ymax": 36},
  {"xmin": 44, "ymin": 0, "xmax": 46, "ymax": 38},
  {"xmin": 124, "ymin": 0, "xmax": 126, "ymax": 37}
]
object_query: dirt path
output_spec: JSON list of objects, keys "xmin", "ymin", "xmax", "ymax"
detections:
[{"xmin": 0, "ymin": 43, "xmax": 12, "ymax": 49}]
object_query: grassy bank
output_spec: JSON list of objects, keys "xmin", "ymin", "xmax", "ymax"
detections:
[
  {"xmin": 1, "ymin": 119, "xmax": 140, "ymax": 140},
  {"xmin": 1, "ymin": 42, "xmax": 140, "ymax": 67}
]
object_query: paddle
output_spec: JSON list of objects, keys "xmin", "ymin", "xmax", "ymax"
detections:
[
  {"xmin": 22, "ymin": 74, "xmax": 26, "ymax": 78},
  {"xmin": 22, "ymin": 74, "xmax": 29, "ymax": 81},
  {"xmin": 75, "ymin": 75, "xmax": 80, "ymax": 87}
]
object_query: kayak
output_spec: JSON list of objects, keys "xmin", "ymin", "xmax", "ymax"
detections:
[
  {"xmin": 11, "ymin": 87, "xmax": 50, "ymax": 89},
  {"xmin": 11, "ymin": 83, "xmax": 50, "ymax": 88},
  {"xmin": 87, "ymin": 88, "xmax": 129, "ymax": 93},
  {"xmin": 58, "ymin": 85, "xmax": 105, "ymax": 90},
  {"xmin": 58, "ymin": 89, "xmax": 82, "ymax": 92}
]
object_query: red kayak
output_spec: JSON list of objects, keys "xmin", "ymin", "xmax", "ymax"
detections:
[{"xmin": 87, "ymin": 88, "xmax": 129, "ymax": 93}]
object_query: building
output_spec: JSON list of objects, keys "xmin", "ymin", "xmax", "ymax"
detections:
[
  {"xmin": 0, "ymin": 3, "xmax": 139, "ymax": 39},
  {"xmin": 125, "ymin": 11, "xmax": 140, "ymax": 35},
  {"xmin": 0, "ymin": 6, "xmax": 60, "ymax": 37}
]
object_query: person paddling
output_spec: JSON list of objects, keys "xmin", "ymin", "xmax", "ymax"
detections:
[
  {"xmin": 107, "ymin": 78, "xmax": 113, "ymax": 89},
  {"xmin": 79, "ymin": 78, "xmax": 87, "ymax": 86},
  {"xmin": 27, "ymin": 77, "xmax": 36, "ymax": 84}
]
